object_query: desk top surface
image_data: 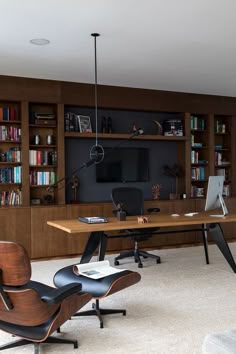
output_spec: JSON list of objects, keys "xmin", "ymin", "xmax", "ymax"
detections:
[{"xmin": 47, "ymin": 212, "xmax": 236, "ymax": 234}]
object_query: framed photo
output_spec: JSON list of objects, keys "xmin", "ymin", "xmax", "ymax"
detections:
[{"xmin": 78, "ymin": 115, "xmax": 92, "ymax": 133}]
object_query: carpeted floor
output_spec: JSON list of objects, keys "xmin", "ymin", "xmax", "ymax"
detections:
[{"xmin": 1, "ymin": 243, "xmax": 236, "ymax": 353}]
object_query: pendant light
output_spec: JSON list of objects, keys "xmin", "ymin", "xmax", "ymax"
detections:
[{"xmin": 89, "ymin": 33, "xmax": 104, "ymax": 163}]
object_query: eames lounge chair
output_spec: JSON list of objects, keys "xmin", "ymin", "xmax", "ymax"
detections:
[
  {"xmin": 0, "ymin": 241, "xmax": 92, "ymax": 354},
  {"xmin": 111, "ymin": 187, "xmax": 161, "ymax": 268}
]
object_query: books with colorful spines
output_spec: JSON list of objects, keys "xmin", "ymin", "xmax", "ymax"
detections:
[
  {"xmin": 73, "ymin": 260, "xmax": 125, "ymax": 279},
  {"xmin": 3, "ymin": 107, "xmax": 9, "ymax": 121},
  {"xmin": 9, "ymin": 107, "xmax": 15, "ymax": 121}
]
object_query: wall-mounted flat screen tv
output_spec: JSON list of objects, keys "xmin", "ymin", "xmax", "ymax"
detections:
[{"xmin": 96, "ymin": 147, "xmax": 150, "ymax": 183}]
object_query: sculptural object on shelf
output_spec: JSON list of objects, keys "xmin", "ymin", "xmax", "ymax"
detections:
[
  {"xmin": 152, "ymin": 184, "xmax": 161, "ymax": 200},
  {"xmin": 163, "ymin": 163, "xmax": 183, "ymax": 199},
  {"xmin": 71, "ymin": 175, "xmax": 79, "ymax": 203}
]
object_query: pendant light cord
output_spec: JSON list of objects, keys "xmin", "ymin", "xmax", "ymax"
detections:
[
  {"xmin": 90, "ymin": 33, "xmax": 104, "ymax": 164},
  {"xmin": 92, "ymin": 33, "xmax": 100, "ymax": 146}
]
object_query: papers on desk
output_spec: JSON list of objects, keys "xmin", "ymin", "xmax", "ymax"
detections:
[
  {"xmin": 184, "ymin": 212, "xmax": 199, "ymax": 217},
  {"xmin": 73, "ymin": 260, "xmax": 126, "ymax": 279}
]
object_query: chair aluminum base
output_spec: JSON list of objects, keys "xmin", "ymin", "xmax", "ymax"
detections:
[
  {"xmin": 115, "ymin": 248, "xmax": 161, "ymax": 268},
  {"xmin": 0, "ymin": 336, "xmax": 78, "ymax": 354},
  {"xmin": 73, "ymin": 299, "xmax": 126, "ymax": 328}
]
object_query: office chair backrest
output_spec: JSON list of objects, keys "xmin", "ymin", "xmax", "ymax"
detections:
[{"xmin": 111, "ymin": 187, "xmax": 144, "ymax": 216}]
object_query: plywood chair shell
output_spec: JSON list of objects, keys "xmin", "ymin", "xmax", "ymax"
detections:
[{"xmin": 0, "ymin": 241, "xmax": 31, "ymax": 286}]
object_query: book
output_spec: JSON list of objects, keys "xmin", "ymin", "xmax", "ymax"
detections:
[
  {"xmin": 35, "ymin": 119, "xmax": 56, "ymax": 125},
  {"xmin": 78, "ymin": 216, "xmax": 109, "ymax": 224},
  {"xmin": 73, "ymin": 260, "xmax": 125, "ymax": 279},
  {"xmin": 34, "ymin": 113, "xmax": 55, "ymax": 119}
]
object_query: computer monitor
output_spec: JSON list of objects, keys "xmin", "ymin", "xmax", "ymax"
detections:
[{"xmin": 205, "ymin": 176, "xmax": 228, "ymax": 216}]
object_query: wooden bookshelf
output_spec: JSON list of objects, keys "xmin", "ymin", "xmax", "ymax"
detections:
[{"xmin": 0, "ymin": 75, "xmax": 235, "ymax": 258}]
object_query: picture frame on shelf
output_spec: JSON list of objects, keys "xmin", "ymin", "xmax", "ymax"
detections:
[{"xmin": 78, "ymin": 115, "xmax": 92, "ymax": 133}]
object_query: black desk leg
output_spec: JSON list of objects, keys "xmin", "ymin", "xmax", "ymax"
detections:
[
  {"xmin": 202, "ymin": 224, "xmax": 209, "ymax": 264},
  {"xmin": 209, "ymin": 223, "xmax": 236, "ymax": 273},
  {"xmin": 80, "ymin": 231, "xmax": 103, "ymax": 264},
  {"xmin": 74, "ymin": 232, "xmax": 124, "ymax": 328},
  {"xmin": 98, "ymin": 233, "xmax": 108, "ymax": 261}
]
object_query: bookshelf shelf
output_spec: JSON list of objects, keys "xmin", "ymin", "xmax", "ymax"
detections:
[
  {"xmin": 0, "ymin": 120, "xmax": 21, "ymax": 125},
  {"xmin": 29, "ymin": 144, "xmax": 57, "ymax": 148},
  {"xmin": 30, "ymin": 185, "xmax": 52, "ymax": 188},
  {"xmin": 0, "ymin": 183, "xmax": 21, "ymax": 186},
  {"xmin": 29, "ymin": 124, "xmax": 57, "ymax": 128},
  {"xmin": 0, "ymin": 140, "xmax": 21, "ymax": 144},
  {"xmin": 64, "ymin": 132, "xmax": 187, "ymax": 141},
  {"xmin": 0, "ymin": 102, "xmax": 22, "ymax": 206},
  {"xmin": 30, "ymin": 165, "xmax": 57, "ymax": 168},
  {"xmin": 29, "ymin": 103, "xmax": 58, "ymax": 205},
  {"xmin": 0, "ymin": 162, "xmax": 21, "ymax": 165}
]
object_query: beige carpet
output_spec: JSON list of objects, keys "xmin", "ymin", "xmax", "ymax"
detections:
[{"xmin": 1, "ymin": 243, "xmax": 236, "ymax": 354}]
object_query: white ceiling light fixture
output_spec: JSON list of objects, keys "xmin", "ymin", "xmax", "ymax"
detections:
[{"xmin": 30, "ymin": 38, "xmax": 50, "ymax": 45}]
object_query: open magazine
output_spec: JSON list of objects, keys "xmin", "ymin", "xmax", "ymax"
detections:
[{"xmin": 73, "ymin": 260, "xmax": 126, "ymax": 279}]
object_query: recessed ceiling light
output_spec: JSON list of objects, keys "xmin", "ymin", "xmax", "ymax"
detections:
[{"xmin": 30, "ymin": 38, "xmax": 50, "ymax": 45}]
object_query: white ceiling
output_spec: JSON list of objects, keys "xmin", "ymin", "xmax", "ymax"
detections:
[{"xmin": 1, "ymin": 0, "xmax": 236, "ymax": 96}]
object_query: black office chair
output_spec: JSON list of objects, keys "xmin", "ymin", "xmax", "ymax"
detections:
[{"xmin": 111, "ymin": 187, "xmax": 161, "ymax": 268}]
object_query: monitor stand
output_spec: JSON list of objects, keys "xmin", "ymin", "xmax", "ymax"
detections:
[{"xmin": 210, "ymin": 193, "xmax": 229, "ymax": 217}]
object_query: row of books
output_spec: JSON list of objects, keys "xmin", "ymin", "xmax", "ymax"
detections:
[
  {"xmin": 191, "ymin": 185, "xmax": 205, "ymax": 198},
  {"xmin": 0, "ymin": 166, "xmax": 21, "ymax": 183},
  {"xmin": 1, "ymin": 147, "xmax": 21, "ymax": 162},
  {"xmin": 190, "ymin": 115, "xmax": 206, "ymax": 130},
  {"xmin": 0, "ymin": 126, "xmax": 21, "ymax": 142},
  {"xmin": 29, "ymin": 112, "xmax": 56, "ymax": 125},
  {"xmin": 64, "ymin": 112, "xmax": 92, "ymax": 133},
  {"xmin": 0, "ymin": 189, "xmax": 22, "ymax": 206},
  {"xmin": 65, "ymin": 112, "xmax": 81, "ymax": 132},
  {"xmin": 191, "ymin": 134, "xmax": 204, "ymax": 148},
  {"xmin": 191, "ymin": 150, "xmax": 200, "ymax": 164},
  {"xmin": 215, "ymin": 120, "xmax": 226, "ymax": 134},
  {"xmin": 215, "ymin": 152, "xmax": 230, "ymax": 166},
  {"xmin": 191, "ymin": 167, "xmax": 205, "ymax": 180},
  {"xmin": 223, "ymin": 184, "xmax": 230, "ymax": 197},
  {"xmin": 0, "ymin": 107, "xmax": 17, "ymax": 121},
  {"xmin": 29, "ymin": 150, "xmax": 57, "ymax": 166},
  {"xmin": 191, "ymin": 151, "xmax": 208, "ymax": 165},
  {"xmin": 30, "ymin": 171, "xmax": 56, "ymax": 186}
]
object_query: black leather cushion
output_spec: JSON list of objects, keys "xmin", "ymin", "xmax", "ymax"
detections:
[
  {"xmin": 54, "ymin": 265, "xmax": 133, "ymax": 298},
  {"xmin": 0, "ymin": 311, "xmax": 59, "ymax": 341}
]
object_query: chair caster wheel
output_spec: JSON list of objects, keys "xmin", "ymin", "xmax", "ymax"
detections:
[
  {"xmin": 138, "ymin": 263, "xmax": 143, "ymax": 268},
  {"xmin": 156, "ymin": 259, "xmax": 161, "ymax": 264},
  {"xmin": 114, "ymin": 260, "xmax": 119, "ymax": 266}
]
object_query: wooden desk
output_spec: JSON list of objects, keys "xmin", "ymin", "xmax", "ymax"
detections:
[{"xmin": 47, "ymin": 212, "xmax": 236, "ymax": 272}]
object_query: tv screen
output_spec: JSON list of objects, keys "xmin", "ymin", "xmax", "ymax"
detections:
[{"xmin": 96, "ymin": 147, "xmax": 150, "ymax": 183}]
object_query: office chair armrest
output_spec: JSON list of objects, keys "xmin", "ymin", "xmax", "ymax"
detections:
[
  {"xmin": 147, "ymin": 207, "xmax": 160, "ymax": 213},
  {"xmin": 41, "ymin": 282, "xmax": 82, "ymax": 305}
]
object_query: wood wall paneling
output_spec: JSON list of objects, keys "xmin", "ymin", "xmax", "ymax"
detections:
[{"xmin": 0, "ymin": 207, "xmax": 31, "ymax": 255}]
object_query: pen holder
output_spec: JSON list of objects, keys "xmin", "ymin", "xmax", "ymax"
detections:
[{"xmin": 117, "ymin": 210, "xmax": 126, "ymax": 221}]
